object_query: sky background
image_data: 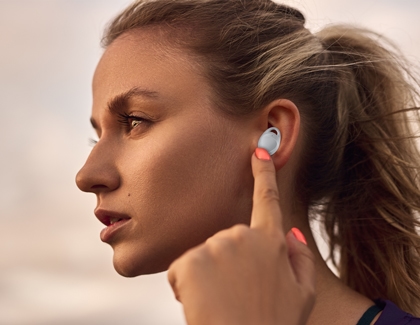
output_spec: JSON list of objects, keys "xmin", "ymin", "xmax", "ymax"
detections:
[{"xmin": 1, "ymin": 0, "xmax": 419, "ymax": 324}]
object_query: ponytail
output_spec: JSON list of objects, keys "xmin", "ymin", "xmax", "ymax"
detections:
[{"xmin": 312, "ymin": 25, "xmax": 420, "ymax": 315}]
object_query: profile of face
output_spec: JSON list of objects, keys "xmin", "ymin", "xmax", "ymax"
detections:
[{"xmin": 75, "ymin": 29, "xmax": 261, "ymax": 277}]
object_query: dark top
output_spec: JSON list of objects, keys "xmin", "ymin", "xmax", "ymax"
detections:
[{"xmin": 357, "ymin": 298, "xmax": 420, "ymax": 325}]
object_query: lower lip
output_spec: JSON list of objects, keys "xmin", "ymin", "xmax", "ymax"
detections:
[{"xmin": 100, "ymin": 219, "xmax": 131, "ymax": 243}]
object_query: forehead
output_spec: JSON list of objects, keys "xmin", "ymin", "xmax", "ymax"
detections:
[{"xmin": 92, "ymin": 28, "xmax": 209, "ymax": 109}]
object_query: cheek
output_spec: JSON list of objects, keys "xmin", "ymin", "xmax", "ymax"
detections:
[
  {"xmin": 112, "ymin": 121, "xmax": 255, "ymax": 275},
  {"xmin": 154, "ymin": 127, "xmax": 237, "ymax": 221},
  {"xmin": 126, "ymin": 120, "xmax": 250, "ymax": 229}
]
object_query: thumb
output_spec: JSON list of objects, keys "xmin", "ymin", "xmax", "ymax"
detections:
[{"xmin": 286, "ymin": 228, "xmax": 316, "ymax": 292}]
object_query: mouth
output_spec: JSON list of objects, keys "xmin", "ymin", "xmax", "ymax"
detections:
[
  {"xmin": 102, "ymin": 216, "xmax": 130, "ymax": 226},
  {"xmin": 94, "ymin": 209, "xmax": 132, "ymax": 243},
  {"xmin": 94, "ymin": 209, "xmax": 131, "ymax": 226}
]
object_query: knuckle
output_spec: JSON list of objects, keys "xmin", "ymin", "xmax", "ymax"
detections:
[
  {"xmin": 167, "ymin": 257, "xmax": 179, "ymax": 273},
  {"xmin": 182, "ymin": 246, "xmax": 209, "ymax": 268},
  {"xmin": 258, "ymin": 187, "xmax": 280, "ymax": 203},
  {"xmin": 266, "ymin": 227, "xmax": 286, "ymax": 247},
  {"xmin": 207, "ymin": 236, "xmax": 235, "ymax": 255},
  {"xmin": 205, "ymin": 225, "xmax": 252, "ymax": 255},
  {"xmin": 231, "ymin": 224, "xmax": 251, "ymax": 241}
]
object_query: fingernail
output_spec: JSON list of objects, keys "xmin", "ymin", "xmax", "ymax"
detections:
[
  {"xmin": 291, "ymin": 227, "xmax": 307, "ymax": 245},
  {"xmin": 255, "ymin": 148, "xmax": 271, "ymax": 161}
]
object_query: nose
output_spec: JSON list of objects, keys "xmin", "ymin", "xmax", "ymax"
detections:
[{"xmin": 75, "ymin": 143, "xmax": 120, "ymax": 194}]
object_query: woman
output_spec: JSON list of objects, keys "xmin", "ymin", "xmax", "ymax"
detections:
[{"xmin": 75, "ymin": 0, "xmax": 420, "ymax": 324}]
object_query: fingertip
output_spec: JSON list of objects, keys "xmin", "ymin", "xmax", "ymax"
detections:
[
  {"xmin": 286, "ymin": 229, "xmax": 299, "ymax": 250},
  {"xmin": 286, "ymin": 229, "xmax": 306, "ymax": 256},
  {"xmin": 291, "ymin": 227, "xmax": 307, "ymax": 245},
  {"xmin": 255, "ymin": 147, "xmax": 271, "ymax": 161},
  {"xmin": 286, "ymin": 229, "xmax": 316, "ymax": 290}
]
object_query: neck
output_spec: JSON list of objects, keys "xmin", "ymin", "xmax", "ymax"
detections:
[{"xmin": 283, "ymin": 207, "xmax": 378, "ymax": 325}]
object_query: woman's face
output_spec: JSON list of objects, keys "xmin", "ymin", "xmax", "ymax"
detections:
[{"xmin": 76, "ymin": 29, "xmax": 259, "ymax": 277}]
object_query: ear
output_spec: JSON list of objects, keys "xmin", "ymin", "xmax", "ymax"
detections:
[{"xmin": 256, "ymin": 99, "xmax": 300, "ymax": 170}]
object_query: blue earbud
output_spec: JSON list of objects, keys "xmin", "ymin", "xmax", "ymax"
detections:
[{"xmin": 257, "ymin": 127, "xmax": 281, "ymax": 156}]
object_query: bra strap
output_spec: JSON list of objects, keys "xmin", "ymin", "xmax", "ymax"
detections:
[{"xmin": 356, "ymin": 304, "xmax": 383, "ymax": 325}]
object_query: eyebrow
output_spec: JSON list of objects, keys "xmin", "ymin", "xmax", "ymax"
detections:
[
  {"xmin": 107, "ymin": 87, "xmax": 160, "ymax": 115},
  {"xmin": 90, "ymin": 87, "xmax": 160, "ymax": 130}
]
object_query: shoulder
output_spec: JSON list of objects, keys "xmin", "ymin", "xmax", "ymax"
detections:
[{"xmin": 374, "ymin": 298, "xmax": 420, "ymax": 325}]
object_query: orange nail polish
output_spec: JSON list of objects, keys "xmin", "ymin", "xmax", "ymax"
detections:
[
  {"xmin": 255, "ymin": 148, "xmax": 270, "ymax": 161},
  {"xmin": 291, "ymin": 227, "xmax": 307, "ymax": 245}
]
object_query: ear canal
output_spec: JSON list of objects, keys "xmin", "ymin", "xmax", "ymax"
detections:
[{"xmin": 257, "ymin": 127, "xmax": 281, "ymax": 155}]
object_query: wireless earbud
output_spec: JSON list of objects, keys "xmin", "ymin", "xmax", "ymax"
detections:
[{"xmin": 257, "ymin": 127, "xmax": 281, "ymax": 156}]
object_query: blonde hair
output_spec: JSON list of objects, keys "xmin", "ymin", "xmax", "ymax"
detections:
[{"xmin": 102, "ymin": 0, "xmax": 420, "ymax": 315}]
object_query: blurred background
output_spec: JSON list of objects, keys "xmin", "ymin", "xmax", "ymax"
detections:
[{"xmin": 0, "ymin": 0, "xmax": 418, "ymax": 324}]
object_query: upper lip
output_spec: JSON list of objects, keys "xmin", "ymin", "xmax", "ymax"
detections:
[{"xmin": 94, "ymin": 208, "xmax": 131, "ymax": 226}]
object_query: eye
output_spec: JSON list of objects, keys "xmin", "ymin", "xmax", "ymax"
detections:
[
  {"xmin": 130, "ymin": 119, "xmax": 143, "ymax": 129},
  {"xmin": 117, "ymin": 112, "xmax": 151, "ymax": 131}
]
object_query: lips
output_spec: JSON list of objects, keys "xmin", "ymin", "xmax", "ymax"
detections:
[
  {"xmin": 94, "ymin": 209, "xmax": 131, "ymax": 226},
  {"xmin": 94, "ymin": 209, "xmax": 132, "ymax": 243}
]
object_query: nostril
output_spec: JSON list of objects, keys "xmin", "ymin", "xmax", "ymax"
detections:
[
  {"xmin": 91, "ymin": 184, "xmax": 109, "ymax": 189},
  {"xmin": 75, "ymin": 168, "xmax": 98, "ymax": 193},
  {"xmin": 75, "ymin": 169, "xmax": 120, "ymax": 193}
]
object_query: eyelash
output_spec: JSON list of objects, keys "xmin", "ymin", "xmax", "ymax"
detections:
[
  {"xmin": 88, "ymin": 113, "xmax": 151, "ymax": 147},
  {"xmin": 89, "ymin": 138, "xmax": 98, "ymax": 147}
]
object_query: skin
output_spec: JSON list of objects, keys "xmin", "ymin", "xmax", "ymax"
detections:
[
  {"xmin": 167, "ymin": 149, "xmax": 316, "ymax": 325},
  {"xmin": 75, "ymin": 28, "xmax": 382, "ymax": 324}
]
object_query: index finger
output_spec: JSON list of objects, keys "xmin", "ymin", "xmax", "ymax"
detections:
[{"xmin": 249, "ymin": 148, "xmax": 284, "ymax": 232}]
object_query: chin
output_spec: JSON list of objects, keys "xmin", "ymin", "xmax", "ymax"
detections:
[
  {"xmin": 113, "ymin": 260, "xmax": 140, "ymax": 277},
  {"xmin": 111, "ymin": 243, "xmax": 176, "ymax": 277}
]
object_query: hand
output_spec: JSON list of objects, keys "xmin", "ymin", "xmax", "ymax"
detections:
[{"xmin": 167, "ymin": 148, "xmax": 316, "ymax": 325}]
